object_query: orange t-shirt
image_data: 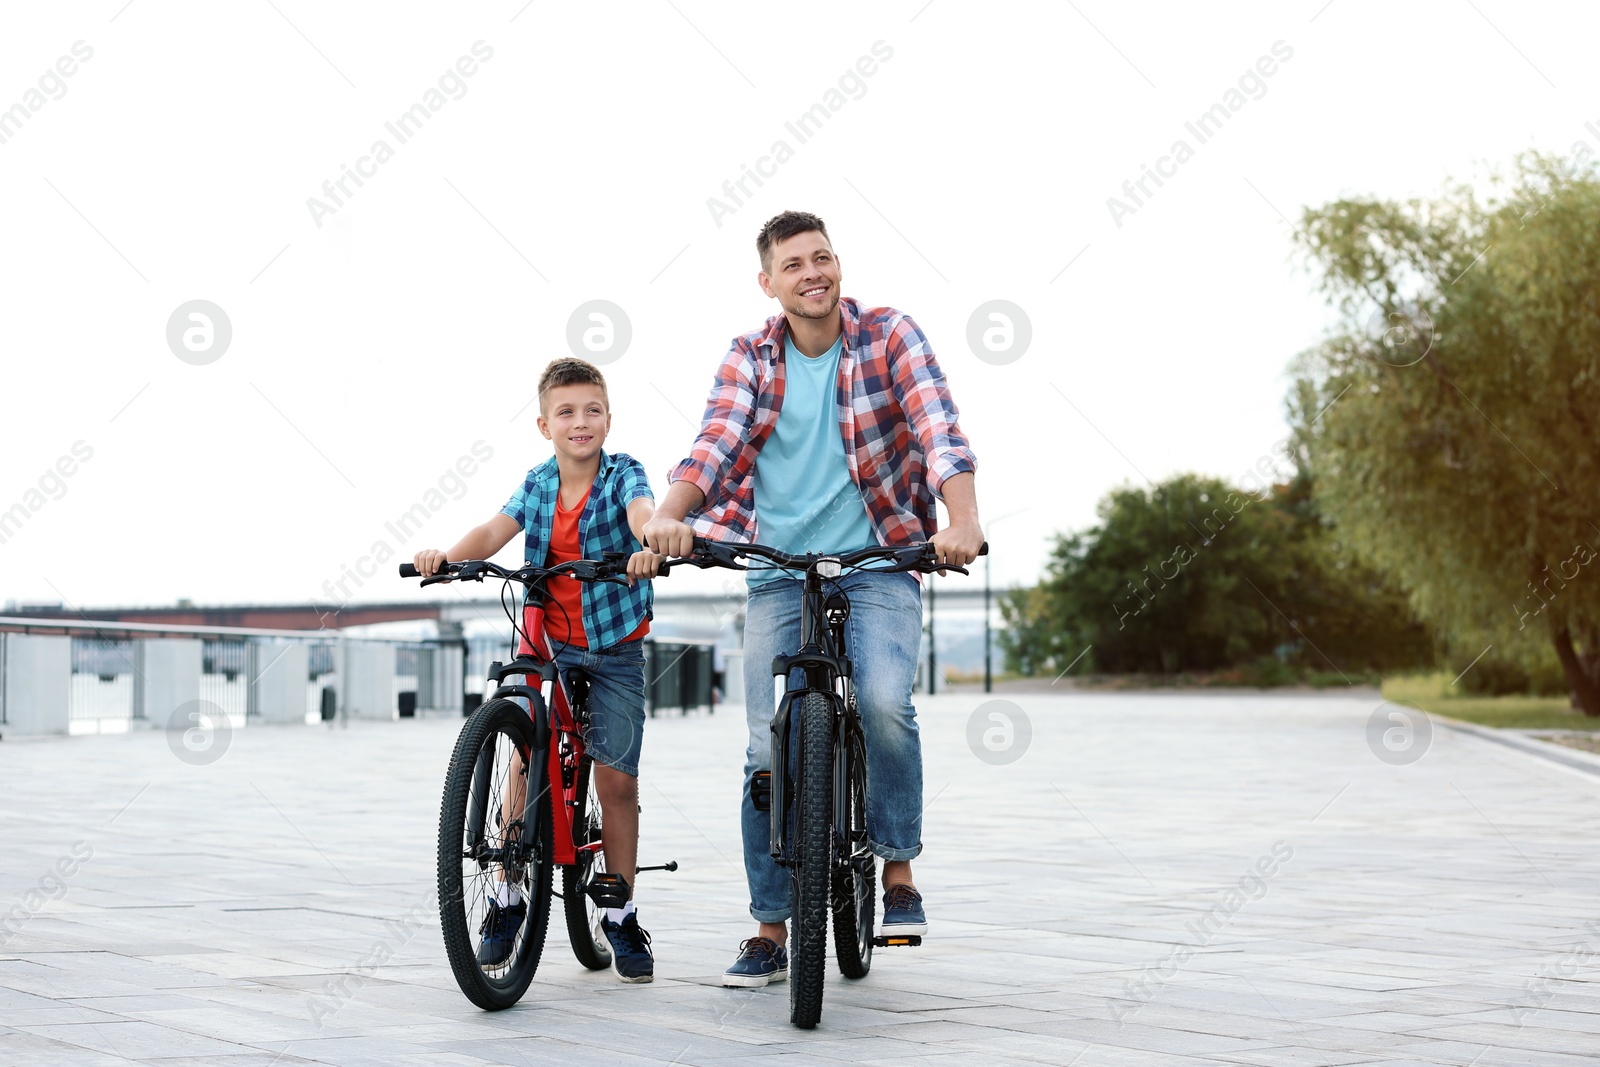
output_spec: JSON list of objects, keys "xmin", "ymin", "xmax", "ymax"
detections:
[{"xmin": 542, "ymin": 486, "xmax": 648, "ymax": 649}]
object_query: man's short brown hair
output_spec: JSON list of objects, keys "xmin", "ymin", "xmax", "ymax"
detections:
[
  {"xmin": 757, "ymin": 210, "xmax": 830, "ymax": 272},
  {"xmin": 538, "ymin": 357, "xmax": 609, "ymax": 412}
]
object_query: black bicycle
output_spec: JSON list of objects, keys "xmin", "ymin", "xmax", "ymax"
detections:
[{"xmin": 662, "ymin": 536, "xmax": 984, "ymax": 1028}]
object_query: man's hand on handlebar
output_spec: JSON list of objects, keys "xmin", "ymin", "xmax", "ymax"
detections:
[
  {"xmin": 929, "ymin": 519, "xmax": 985, "ymax": 573},
  {"xmin": 641, "ymin": 515, "xmax": 697, "ymax": 558},
  {"xmin": 413, "ymin": 548, "xmax": 449, "ymax": 578}
]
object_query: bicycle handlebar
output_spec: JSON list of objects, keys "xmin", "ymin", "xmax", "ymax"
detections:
[
  {"xmin": 399, "ymin": 554, "xmax": 632, "ymax": 588},
  {"xmin": 658, "ymin": 538, "xmax": 987, "ymax": 577}
]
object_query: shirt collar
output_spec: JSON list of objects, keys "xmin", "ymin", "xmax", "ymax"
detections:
[
  {"xmin": 757, "ymin": 296, "xmax": 862, "ymax": 358},
  {"xmin": 533, "ymin": 450, "xmax": 613, "ymax": 487}
]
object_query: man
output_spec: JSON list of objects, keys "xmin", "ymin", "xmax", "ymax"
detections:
[{"xmin": 643, "ymin": 210, "xmax": 982, "ymax": 987}]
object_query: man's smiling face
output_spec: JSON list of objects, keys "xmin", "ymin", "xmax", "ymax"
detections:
[{"xmin": 759, "ymin": 230, "xmax": 841, "ymax": 321}]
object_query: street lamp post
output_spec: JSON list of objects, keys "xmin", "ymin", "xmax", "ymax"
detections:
[{"xmin": 982, "ymin": 510, "xmax": 1025, "ymax": 695}]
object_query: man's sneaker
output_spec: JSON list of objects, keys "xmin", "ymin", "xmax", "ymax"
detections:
[
  {"xmin": 881, "ymin": 884, "xmax": 928, "ymax": 936},
  {"xmin": 722, "ymin": 936, "xmax": 788, "ymax": 988},
  {"xmin": 476, "ymin": 898, "xmax": 527, "ymax": 967},
  {"xmin": 599, "ymin": 913, "xmax": 654, "ymax": 983}
]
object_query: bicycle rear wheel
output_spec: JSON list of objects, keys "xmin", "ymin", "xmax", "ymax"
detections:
[
  {"xmin": 562, "ymin": 755, "xmax": 613, "ymax": 970},
  {"xmin": 832, "ymin": 723, "xmax": 874, "ymax": 979},
  {"xmin": 790, "ymin": 692, "xmax": 834, "ymax": 1029},
  {"xmin": 438, "ymin": 699, "xmax": 554, "ymax": 1010}
]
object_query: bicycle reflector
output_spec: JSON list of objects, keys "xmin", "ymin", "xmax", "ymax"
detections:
[{"xmin": 817, "ymin": 558, "xmax": 842, "ymax": 578}]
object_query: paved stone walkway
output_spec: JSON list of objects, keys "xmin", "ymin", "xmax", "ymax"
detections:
[{"xmin": 2, "ymin": 691, "xmax": 1597, "ymax": 1065}]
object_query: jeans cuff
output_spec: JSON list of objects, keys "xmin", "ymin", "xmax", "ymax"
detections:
[
  {"xmin": 869, "ymin": 840, "xmax": 922, "ymax": 862},
  {"xmin": 750, "ymin": 903, "xmax": 791, "ymax": 923}
]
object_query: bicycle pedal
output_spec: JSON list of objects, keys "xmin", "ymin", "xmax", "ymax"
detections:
[
  {"xmin": 872, "ymin": 935, "xmax": 923, "ymax": 948},
  {"xmin": 751, "ymin": 770, "xmax": 772, "ymax": 812},
  {"xmin": 585, "ymin": 872, "xmax": 631, "ymax": 909}
]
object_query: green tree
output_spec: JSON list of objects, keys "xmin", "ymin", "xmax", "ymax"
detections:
[
  {"xmin": 1292, "ymin": 153, "xmax": 1600, "ymax": 712},
  {"xmin": 1000, "ymin": 472, "xmax": 1432, "ymax": 676}
]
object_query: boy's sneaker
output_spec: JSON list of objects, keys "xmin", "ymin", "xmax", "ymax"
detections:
[
  {"xmin": 722, "ymin": 936, "xmax": 788, "ymax": 988},
  {"xmin": 599, "ymin": 913, "xmax": 654, "ymax": 983},
  {"xmin": 476, "ymin": 898, "xmax": 527, "ymax": 967},
  {"xmin": 881, "ymin": 884, "xmax": 928, "ymax": 936}
]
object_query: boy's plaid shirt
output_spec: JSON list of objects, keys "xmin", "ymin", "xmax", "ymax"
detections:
[
  {"xmin": 669, "ymin": 297, "xmax": 977, "ymax": 546},
  {"xmin": 501, "ymin": 450, "xmax": 653, "ymax": 650}
]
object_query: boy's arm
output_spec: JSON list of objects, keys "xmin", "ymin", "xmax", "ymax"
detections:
[
  {"xmin": 625, "ymin": 491, "xmax": 664, "ymax": 584},
  {"xmin": 413, "ymin": 513, "xmax": 520, "ymax": 577}
]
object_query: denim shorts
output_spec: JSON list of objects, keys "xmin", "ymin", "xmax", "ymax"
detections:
[
  {"xmin": 553, "ymin": 639, "xmax": 648, "ymax": 777},
  {"xmin": 517, "ymin": 613, "xmax": 648, "ymax": 777}
]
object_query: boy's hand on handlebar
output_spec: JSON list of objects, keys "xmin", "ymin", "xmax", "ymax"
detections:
[
  {"xmin": 414, "ymin": 548, "xmax": 449, "ymax": 578},
  {"xmin": 626, "ymin": 548, "xmax": 663, "ymax": 585},
  {"xmin": 929, "ymin": 520, "xmax": 984, "ymax": 573},
  {"xmin": 642, "ymin": 515, "xmax": 696, "ymax": 558}
]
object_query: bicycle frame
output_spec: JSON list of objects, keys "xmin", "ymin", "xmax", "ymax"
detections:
[
  {"xmin": 481, "ymin": 598, "xmax": 597, "ymax": 870},
  {"xmin": 766, "ymin": 561, "xmax": 866, "ymax": 872}
]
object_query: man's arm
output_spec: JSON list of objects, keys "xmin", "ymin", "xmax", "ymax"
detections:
[
  {"xmin": 413, "ymin": 513, "xmax": 520, "ymax": 577},
  {"xmin": 883, "ymin": 314, "xmax": 982, "ymax": 567},
  {"xmin": 928, "ymin": 471, "xmax": 983, "ymax": 568},
  {"xmin": 641, "ymin": 481, "xmax": 705, "ymax": 557}
]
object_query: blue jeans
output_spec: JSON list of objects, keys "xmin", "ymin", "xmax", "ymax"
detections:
[{"xmin": 741, "ymin": 570, "xmax": 923, "ymax": 922}]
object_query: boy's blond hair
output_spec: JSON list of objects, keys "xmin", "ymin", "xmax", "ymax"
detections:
[{"xmin": 538, "ymin": 357, "xmax": 609, "ymax": 412}]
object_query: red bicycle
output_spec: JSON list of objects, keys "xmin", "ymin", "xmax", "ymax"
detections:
[{"xmin": 400, "ymin": 555, "xmax": 675, "ymax": 1009}]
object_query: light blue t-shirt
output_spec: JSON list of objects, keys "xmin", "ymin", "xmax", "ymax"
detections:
[{"xmin": 748, "ymin": 334, "xmax": 876, "ymax": 586}]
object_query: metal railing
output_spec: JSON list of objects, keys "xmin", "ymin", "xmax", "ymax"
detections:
[{"xmin": 0, "ymin": 617, "xmax": 465, "ymax": 735}]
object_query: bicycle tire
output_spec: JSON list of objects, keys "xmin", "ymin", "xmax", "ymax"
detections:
[
  {"xmin": 831, "ymin": 726, "xmax": 874, "ymax": 979},
  {"xmin": 790, "ymin": 691, "xmax": 834, "ymax": 1029},
  {"xmin": 438, "ymin": 699, "xmax": 554, "ymax": 1010},
  {"xmin": 562, "ymin": 755, "xmax": 613, "ymax": 970}
]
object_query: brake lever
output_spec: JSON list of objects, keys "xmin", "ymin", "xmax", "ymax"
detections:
[{"xmin": 419, "ymin": 574, "xmax": 454, "ymax": 588}]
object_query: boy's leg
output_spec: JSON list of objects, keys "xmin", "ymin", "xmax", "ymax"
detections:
[
  {"xmin": 561, "ymin": 641, "xmax": 647, "ymax": 888},
  {"xmin": 562, "ymin": 640, "xmax": 653, "ymax": 982},
  {"xmin": 842, "ymin": 572, "xmax": 926, "ymax": 926},
  {"xmin": 592, "ymin": 764, "xmax": 638, "ymax": 887}
]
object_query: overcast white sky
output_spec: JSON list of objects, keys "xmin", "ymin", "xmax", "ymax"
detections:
[{"xmin": 1, "ymin": 1, "xmax": 1593, "ymax": 609}]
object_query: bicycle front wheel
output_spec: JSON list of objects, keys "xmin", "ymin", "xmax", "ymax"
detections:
[
  {"xmin": 438, "ymin": 699, "xmax": 554, "ymax": 1010},
  {"xmin": 790, "ymin": 692, "xmax": 834, "ymax": 1029}
]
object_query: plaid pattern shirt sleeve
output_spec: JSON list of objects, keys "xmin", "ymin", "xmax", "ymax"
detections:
[
  {"xmin": 882, "ymin": 311, "xmax": 977, "ymax": 492},
  {"xmin": 668, "ymin": 340, "xmax": 765, "ymax": 518}
]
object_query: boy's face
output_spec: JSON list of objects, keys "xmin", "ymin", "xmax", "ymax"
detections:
[
  {"xmin": 537, "ymin": 383, "xmax": 610, "ymax": 464},
  {"xmin": 758, "ymin": 230, "xmax": 840, "ymax": 321}
]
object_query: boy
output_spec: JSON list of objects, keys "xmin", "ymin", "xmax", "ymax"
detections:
[{"xmin": 414, "ymin": 357, "xmax": 663, "ymax": 983}]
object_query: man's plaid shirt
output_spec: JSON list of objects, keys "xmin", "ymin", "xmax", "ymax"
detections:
[
  {"xmin": 669, "ymin": 297, "xmax": 976, "ymax": 546},
  {"xmin": 501, "ymin": 450, "xmax": 653, "ymax": 650}
]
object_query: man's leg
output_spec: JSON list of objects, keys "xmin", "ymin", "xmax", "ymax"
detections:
[
  {"xmin": 843, "ymin": 572, "xmax": 927, "ymax": 924},
  {"xmin": 739, "ymin": 579, "xmax": 803, "ymax": 928},
  {"xmin": 725, "ymin": 579, "xmax": 803, "ymax": 986}
]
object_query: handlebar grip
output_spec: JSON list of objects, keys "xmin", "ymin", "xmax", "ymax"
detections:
[
  {"xmin": 399, "ymin": 564, "xmax": 420, "ymax": 578},
  {"xmin": 979, "ymin": 541, "xmax": 989, "ymax": 555}
]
